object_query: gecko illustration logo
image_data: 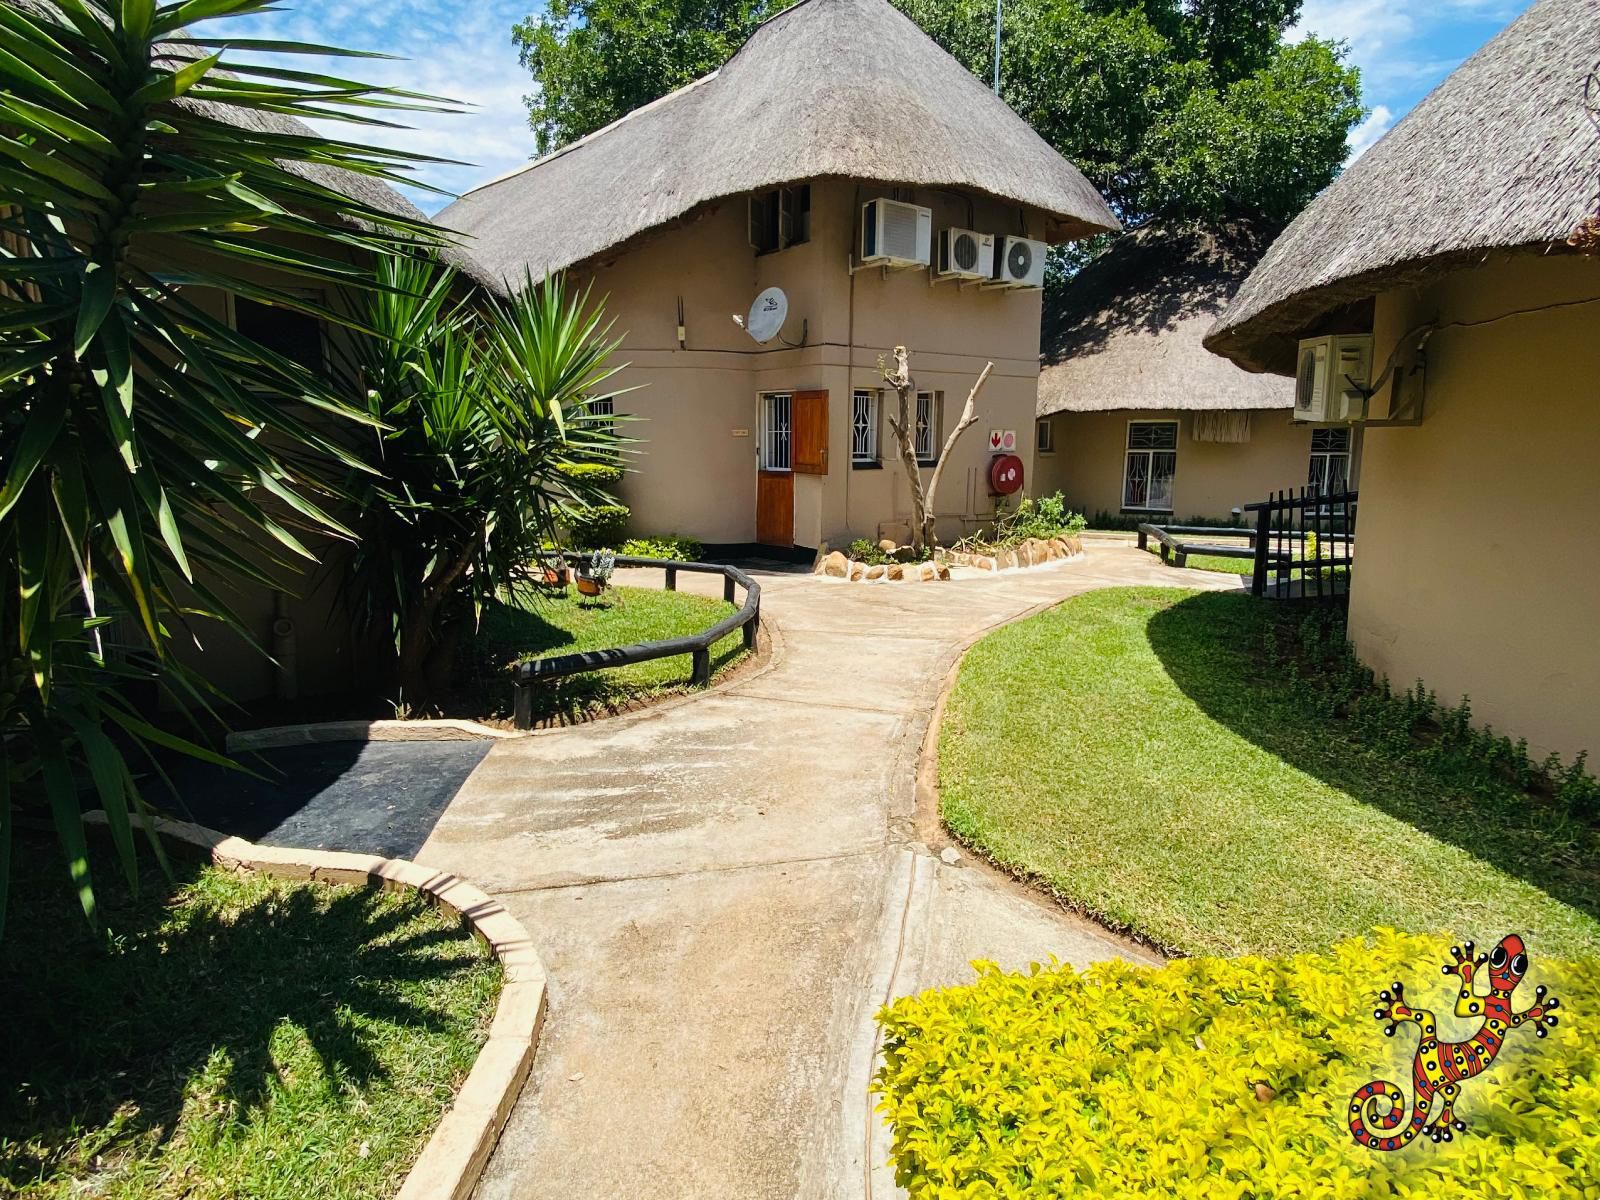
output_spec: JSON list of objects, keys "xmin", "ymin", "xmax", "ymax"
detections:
[{"xmin": 1349, "ymin": 935, "xmax": 1561, "ymax": 1150}]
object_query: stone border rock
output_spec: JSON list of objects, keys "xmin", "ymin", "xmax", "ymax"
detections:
[
  {"xmin": 85, "ymin": 812, "xmax": 545, "ymax": 1200},
  {"xmin": 815, "ymin": 548, "xmax": 952, "ymax": 583},
  {"xmin": 940, "ymin": 535, "xmax": 1085, "ymax": 573}
]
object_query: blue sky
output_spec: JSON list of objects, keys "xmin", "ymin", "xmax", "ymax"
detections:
[{"xmin": 227, "ymin": 0, "xmax": 1535, "ymax": 213}]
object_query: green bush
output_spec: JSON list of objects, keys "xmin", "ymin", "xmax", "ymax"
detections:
[
  {"xmin": 619, "ymin": 535, "xmax": 703, "ymax": 561},
  {"xmin": 562, "ymin": 503, "xmax": 629, "ymax": 548},
  {"xmin": 558, "ymin": 461, "xmax": 624, "ymax": 487},
  {"xmin": 876, "ymin": 930, "xmax": 1599, "ymax": 1198},
  {"xmin": 974, "ymin": 492, "xmax": 1088, "ymax": 548},
  {"xmin": 848, "ymin": 537, "xmax": 891, "ymax": 565}
]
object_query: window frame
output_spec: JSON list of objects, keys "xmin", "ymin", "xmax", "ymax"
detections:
[
  {"xmin": 1036, "ymin": 417, "xmax": 1054, "ymax": 455},
  {"xmin": 749, "ymin": 184, "xmax": 811, "ymax": 255},
  {"xmin": 914, "ymin": 390, "xmax": 941, "ymax": 465},
  {"xmin": 850, "ymin": 388, "xmax": 879, "ymax": 466},
  {"xmin": 1121, "ymin": 419, "xmax": 1179, "ymax": 513},
  {"xmin": 1308, "ymin": 426, "xmax": 1352, "ymax": 498},
  {"xmin": 585, "ymin": 394, "xmax": 615, "ymax": 437},
  {"xmin": 759, "ymin": 391, "xmax": 792, "ymax": 472}
]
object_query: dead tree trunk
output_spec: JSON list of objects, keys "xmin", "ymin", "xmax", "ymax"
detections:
[{"xmin": 882, "ymin": 346, "xmax": 992, "ymax": 552}]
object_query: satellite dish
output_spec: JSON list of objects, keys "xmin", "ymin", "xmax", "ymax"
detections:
[{"xmin": 743, "ymin": 287, "xmax": 789, "ymax": 344}]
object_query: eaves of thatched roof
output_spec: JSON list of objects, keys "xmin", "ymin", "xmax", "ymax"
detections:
[
  {"xmin": 437, "ymin": 0, "xmax": 1119, "ymax": 284},
  {"xmin": 1205, "ymin": 0, "xmax": 1600, "ymax": 376},
  {"xmin": 1039, "ymin": 219, "xmax": 1292, "ymax": 414}
]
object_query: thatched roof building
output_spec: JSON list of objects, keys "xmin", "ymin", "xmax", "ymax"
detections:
[
  {"xmin": 1205, "ymin": 0, "xmax": 1600, "ymax": 375},
  {"xmin": 1038, "ymin": 220, "xmax": 1290, "ymax": 415},
  {"xmin": 439, "ymin": 0, "xmax": 1119, "ymax": 282}
]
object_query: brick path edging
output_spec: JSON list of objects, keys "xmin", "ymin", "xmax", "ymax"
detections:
[{"xmin": 84, "ymin": 813, "xmax": 545, "ymax": 1200}]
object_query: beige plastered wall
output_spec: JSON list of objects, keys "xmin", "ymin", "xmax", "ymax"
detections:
[
  {"xmin": 1348, "ymin": 250, "xmax": 1600, "ymax": 761},
  {"xmin": 571, "ymin": 179, "xmax": 1047, "ymax": 547},
  {"xmin": 1033, "ymin": 408, "xmax": 1341, "ymax": 522}
]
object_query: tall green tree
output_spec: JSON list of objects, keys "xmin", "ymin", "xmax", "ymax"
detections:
[
  {"xmin": 0, "ymin": 0, "xmax": 460, "ymax": 931},
  {"xmin": 514, "ymin": 0, "xmax": 1362, "ymax": 226}
]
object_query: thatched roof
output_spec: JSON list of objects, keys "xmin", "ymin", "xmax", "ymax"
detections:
[
  {"xmin": 438, "ymin": 0, "xmax": 1119, "ymax": 282},
  {"xmin": 1038, "ymin": 220, "xmax": 1291, "ymax": 414},
  {"xmin": 1206, "ymin": 0, "xmax": 1600, "ymax": 375}
]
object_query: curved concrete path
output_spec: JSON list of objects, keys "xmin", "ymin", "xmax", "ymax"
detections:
[{"xmin": 414, "ymin": 544, "xmax": 1241, "ymax": 1199}]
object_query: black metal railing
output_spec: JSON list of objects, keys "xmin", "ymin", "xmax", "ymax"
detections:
[
  {"xmin": 1136, "ymin": 522, "xmax": 1273, "ymax": 570},
  {"xmin": 510, "ymin": 555, "xmax": 761, "ymax": 729},
  {"xmin": 1239, "ymin": 488, "xmax": 1358, "ymax": 601}
]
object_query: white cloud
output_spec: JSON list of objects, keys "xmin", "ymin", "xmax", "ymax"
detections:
[
  {"xmin": 225, "ymin": 0, "xmax": 536, "ymax": 210},
  {"xmin": 1345, "ymin": 104, "xmax": 1393, "ymax": 159}
]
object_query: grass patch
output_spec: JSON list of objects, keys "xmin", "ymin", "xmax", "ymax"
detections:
[
  {"xmin": 466, "ymin": 584, "xmax": 745, "ymax": 724},
  {"xmin": 938, "ymin": 587, "xmax": 1600, "ymax": 958},
  {"xmin": 0, "ymin": 838, "xmax": 500, "ymax": 1200}
]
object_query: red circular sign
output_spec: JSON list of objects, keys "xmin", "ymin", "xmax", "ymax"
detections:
[{"xmin": 989, "ymin": 453, "xmax": 1024, "ymax": 495}]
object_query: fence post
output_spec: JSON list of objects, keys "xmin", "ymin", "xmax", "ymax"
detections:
[
  {"xmin": 513, "ymin": 678, "xmax": 534, "ymax": 730},
  {"xmin": 665, "ymin": 566, "xmax": 677, "ymax": 591},
  {"xmin": 1251, "ymin": 501, "xmax": 1271, "ymax": 597},
  {"xmin": 723, "ymin": 574, "xmax": 736, "ymax": 604},
  {"xmin": 743, "ymin": 612, "xmax": 759, "ymax": 652},
  {"xmin": 1137, "ymin": 527, "xmax": 1148, "ymax": 551},
  {"xmin": 692, "ymin": 647, "xmax": 712, "ymax": 687}
]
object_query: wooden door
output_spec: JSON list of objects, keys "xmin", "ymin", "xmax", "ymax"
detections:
[
  {"xmin": 756, "ymin": 471, "xmax": 793, "ymax": 548},
  {"xmin": 792, "ymin": 389, "xmax": 829, "ymax": 475}
]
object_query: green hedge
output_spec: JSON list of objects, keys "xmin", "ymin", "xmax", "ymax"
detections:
[
  {"xmin": 619, "ymin": 535, "xmax": 703, "ymax": 561},
  {"xmin": 876, "ymin": 931, "xmax": 1597, "ymax": 1197}
]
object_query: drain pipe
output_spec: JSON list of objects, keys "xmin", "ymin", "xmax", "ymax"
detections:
[{"xmin": 271, "ymin": 592, "xmax": 298, "ymax": 700}]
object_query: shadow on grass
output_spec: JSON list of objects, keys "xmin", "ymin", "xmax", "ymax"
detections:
[
  {"xmin": 1144, "ymin": 591, "xmax": 1600, "ymax": 925},
  {"xmin": 0, "ymin": 837, "xmax": 486, "ymax": 1191}
]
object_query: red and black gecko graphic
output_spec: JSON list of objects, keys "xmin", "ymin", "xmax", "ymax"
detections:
[{"xmin": 1349, "ymin": 935, "xmax": 1561, "ymax": 1150}]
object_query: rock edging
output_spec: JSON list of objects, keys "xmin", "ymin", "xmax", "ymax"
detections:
[
  {"xmin": 84, "ymin": 813, "xmax": 545, "ymax": 1200},
  {"xmin": 940, "ymin": 535, "xmax": 1084, "ymax": 573}
]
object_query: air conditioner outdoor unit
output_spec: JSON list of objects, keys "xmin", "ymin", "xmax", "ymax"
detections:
[
  {"xmin": 860, "ymin": 198, "xmax": 932, "ymax": 268},
  {"xmin": 1294, "ymin": 334, "xmax": 1373, "ymax": 423},
  {"xmin": 936, "ymin": 227, "xmax": 995, "ymax": 280},
  {"xmin": 992, "ymin": 235, "xmax": 1047, "ymax": 288}
]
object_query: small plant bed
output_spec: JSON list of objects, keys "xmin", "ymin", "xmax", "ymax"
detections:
[
  {"xmin": 464, "ymin": 584, "xmax": 746, "ymax": 725},
  {"xmin": 875, "ymin": 930, "xmax": 1599, "ymax": 1198},
  {"xmin": 0, "ymin": 836, "xmax": 501, "ymax": 1200},
  {"xmin": 938, "ymin": 587, "xmax": 1600, "ymax": 958},
  {"xmin": 816, "ymin": 540, "xmax": 948, "ymax": 583},
  {"xmin": 942, "ymin": 492, "xmax": 1088, "ymax": 571}
]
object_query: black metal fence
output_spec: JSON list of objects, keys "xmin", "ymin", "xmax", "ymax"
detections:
[
  {"xmin": 1239, "ymin": 488, "xmax": 1357, "ymax": 601},
  {"xmin": 511, "ymin": 555, "xmax": 761, "ymax": 729}
]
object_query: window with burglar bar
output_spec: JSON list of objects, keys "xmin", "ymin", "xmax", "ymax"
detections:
[
  {"xmin": 1123, "ymin": 420, "xmax": 1178, "ymax": 511},
  {"xmin": 915, "ymin": 391, "xmax": 940, "ymax": 462},
  {"xmin": 851, "ymin": 389, "xmax": 878, "ymax": 463},
  {"xmin": 1308, "ymin": 426, "xmax": 1351, "ymax": 496},
  {"xmin": 760, "ymin": 392, "xmax": 791, "ymax": 470},
  {"xmin": 586, "ymin": 395, "xmax": 615, "ymax": 437}
]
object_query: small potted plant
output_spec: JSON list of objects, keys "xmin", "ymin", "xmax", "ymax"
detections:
[{"xmin": 575, "ymin": 549, "xmax": 616, "ymax": 598}]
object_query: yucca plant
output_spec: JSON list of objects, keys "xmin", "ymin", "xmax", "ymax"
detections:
[
  {"xmin": 0, "ymin": 0, "xmax": 465, "ymax": 933},
  {"xmin": 337, "ymin": 257, "xmax": 628, "ymax": 701}
]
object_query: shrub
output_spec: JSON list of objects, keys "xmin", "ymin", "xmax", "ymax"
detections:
[
  {"xmin": 876, "ymin": 931, "xmax": 1600, "ymax": 1197},
  {"xmin": 558, "ymin": 461, "xmax": 624, "ymax": 487},
  {"xmin": 848, "ymin": 538, "xmax": 891, "ymax": 565},
  {"xmin": 972, "ymin": 492, "xmax": 1088, "ymax": 549},
  {"xmin": 563, "ymin": 503, "xmax": 630, "ymax": 548},
  {"xmin": 619, "ymin": 535, "xmax": 703, "ymax": 561}
]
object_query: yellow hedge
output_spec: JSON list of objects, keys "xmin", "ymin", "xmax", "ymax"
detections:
[{"xmin": 874, "ymin": 931, "xmax": 1599, "ymax": 1198}]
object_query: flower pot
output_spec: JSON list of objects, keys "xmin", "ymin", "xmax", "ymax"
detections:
[{"xmin": 575, "ymin": 575, "xmax": 606, "ymax": 597}]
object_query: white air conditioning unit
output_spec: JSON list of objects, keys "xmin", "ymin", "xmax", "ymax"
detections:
[
  {"xmin": 1294, "ymin": 334, "xmax": 1373, "ymax": 423},
  {"xmin": 935, "ymin": 227, "xmax": 995, "ymax": 280},
  {"xmin": 992, "ymin": 235, "xmax": 1047, "ymax": 288},
  {"xmin": 860, "ymin": 198, "xmax": 932, "ymax": 268}
]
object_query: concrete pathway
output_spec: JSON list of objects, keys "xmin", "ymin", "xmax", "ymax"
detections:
[{"xmin": 414, "ymin": 544, "xmax": 1241, "ymax": 1199}]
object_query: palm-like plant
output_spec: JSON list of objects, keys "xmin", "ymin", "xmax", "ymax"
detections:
[
  {"xmin": 0, "ymin": 0, "xmax": 464, "ymax": 931},
  {"xmin": 337, "ymin": 257, "xmax": 628, "ymax": 700}
]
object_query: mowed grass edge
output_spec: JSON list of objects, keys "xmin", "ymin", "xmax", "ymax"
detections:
[{"xmin": 937, "ymin": 586, "xmax": 1600, "ymax": 958}]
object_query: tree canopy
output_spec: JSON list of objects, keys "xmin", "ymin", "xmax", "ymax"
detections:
[{"xmin": 513, "ymin": 0, "xmax": 1363, "ymax": 227}]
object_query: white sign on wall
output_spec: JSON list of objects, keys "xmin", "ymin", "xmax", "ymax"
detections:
[{"xmin": 987, "ymin": 429, "xmax": 1017, "ymax": 453}]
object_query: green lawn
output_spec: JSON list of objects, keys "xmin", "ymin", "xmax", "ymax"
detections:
[
  {"xmin": 939, "ymin": 587, "xmax": 1600, "ymax": 958},
  {"xmin": 1, "ymin": 839, "xmax": 501, "ymax": 1199},
  {"xmin": 470, "ymin": 584, "xmax": 745, "ymax": 723}
]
